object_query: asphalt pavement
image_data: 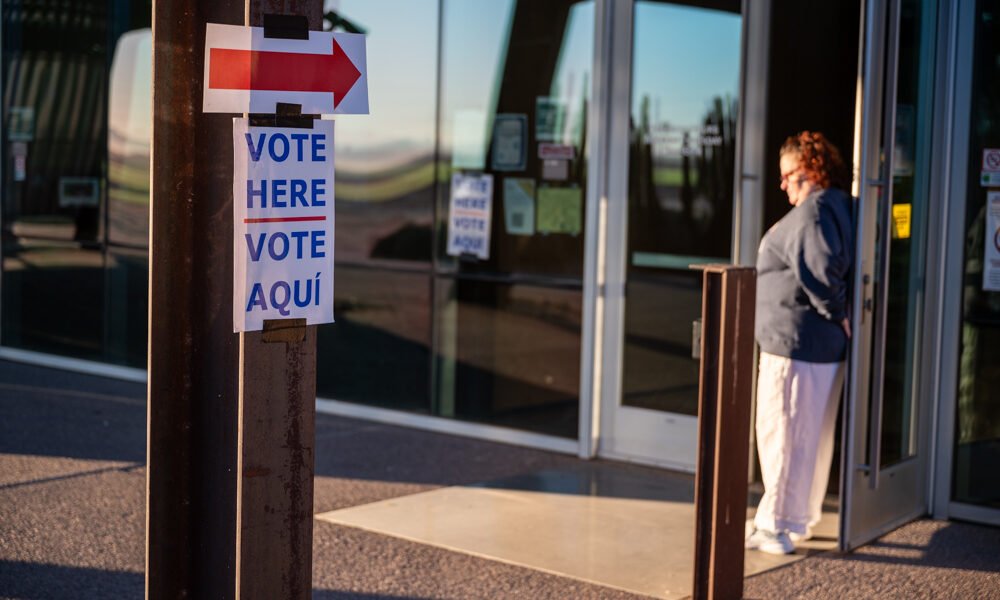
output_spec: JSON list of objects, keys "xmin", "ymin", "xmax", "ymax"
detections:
[{"xmin": 1, "ymin": 359, "xmax": 998, "ymax": 599}]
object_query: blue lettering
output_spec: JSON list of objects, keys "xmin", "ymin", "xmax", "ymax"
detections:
[
  {"xmin": 311, "ymin": 230, "xmax": 326, "ymax": 258},
  {"xmin": 267, "ymin": 232, "xmax": 289, "ymax": 260},
  {"xmin": 270, "ymin": 281, "xmax": 291, "ymax": 316},
  {"xmin": 268, "ymin": 133, "xmax": 289, "ymax": 162},
  {"xmin": 312, "ymin": 134, "xmax": 326, "ymax": 161},
  {"xmin": 247, "ymin": 179, "xmax": 266, "ymax": 208},
  {"xmin": 245, "ymin": 233, "xmax": 265, "ymax": 261},
  {"xmin": 290, "ymin": 179, "xmax": 308, "ymax": 206},
  {"xmin": 291, "ymin": 231, "xmax": 308, "ymax": 257},
  {"xmin": 453, "ymin": 236, "xmax": 484, "ymax": 251},
  {"xmin": 453, "ymin": 217, "xmax": 486, "ymax": 231},
  {"xmin": 293, "ymin": 278, "xmax": 312, "ymax": 307},
  {"xmin": 311, "ymin": 179, "xmax": 326, "ymax": 206},
  {"xmin": 245, "ymin": 133, "xmax": 265, "ymax": 161},
  {"xmin": 272, "ymin": 179, "xmax": 287, "ymax": 208},
  {"xmin": 246, "ymin": 283, "xmax": 267, "ymax": 312},
  {"xmin": 291, "ymin": 133, "xmax": 308, "ymax": 160}
]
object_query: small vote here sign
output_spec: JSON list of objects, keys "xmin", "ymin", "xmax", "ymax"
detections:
[{"xmin": 232, "ymin": 118, "xmax": 335, "ymax": 332}]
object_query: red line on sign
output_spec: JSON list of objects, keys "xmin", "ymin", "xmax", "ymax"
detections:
[
  {"xmin": 209, "ymin": 38, "xmax": 361, "ymax": 108},
  {"xmin": 244, "ymin": 216, "xmax": 327, "ymax": 223}
]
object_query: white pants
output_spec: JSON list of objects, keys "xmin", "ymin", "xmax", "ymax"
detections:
[{"xmin": 753, "ymin": 352, "xmax": 844, "ymax": 535}]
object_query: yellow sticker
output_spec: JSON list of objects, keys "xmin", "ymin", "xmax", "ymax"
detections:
[{"xmin": 892, "ymin": 203, "xmax": 911, "ymax": 239}]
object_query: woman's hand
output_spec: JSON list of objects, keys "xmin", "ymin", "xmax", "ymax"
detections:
[{"xmin": 841, "ymin": 318, "xmax": 851, "ymax": 338}]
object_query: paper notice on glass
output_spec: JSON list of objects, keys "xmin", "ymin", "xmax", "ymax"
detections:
[
  {"xmin": 536, "ymin": 186, "xmax": 582, "ymax": 235},
  {"xmin": 982, "ymin": 148, "xmax": 1000, "ymax": 187},
  {"xmin": 535, "ymin": 97, "xmax": 566, "ymax": 142},
  {"xmin": 984, "ymin": 191, "xmax": 1000, "ymax": 291},
  {"xmin": 491, "ymin": 114, "xmax": 527, "ymax": 171},
  {"xmin": 447, "ymin": 173, "xmax": 493, "ymax": 259},
  {"xmin": 503, "ymin": 178, "xmax": 535, "ymax": 236},
  {"xmin": 891, "ymin": 203, "xmax": 912, "ymax": 239}
]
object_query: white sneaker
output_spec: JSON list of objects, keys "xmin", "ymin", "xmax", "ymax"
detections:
[
  {"xmin": 789, "ymin": 527, "xmax": 814, "ymax": 543},
  {"xmin": 745, "ymin": 528, "xmax": 795, "ymax": 555}
]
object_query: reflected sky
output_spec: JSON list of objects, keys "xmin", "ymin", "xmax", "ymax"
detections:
[
  {"xmin": 108, "ymin": 29, "xmax": 151, "ymax": 156},
  {"xmin": 324, "ymin": 0, "xmax": 439, "ymax": 162},
  {"xmin": 633, "ymin": 2, "xmax": 741, "ymax": 128},
  {"xmin": 102, "ymin": 2, "xmax": 734, "ymax": 168}
]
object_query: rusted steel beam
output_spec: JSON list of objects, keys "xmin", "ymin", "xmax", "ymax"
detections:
[
  {"xmin": 147, "ymin": 1, "xmax": 245, "ymax": 598},
  {"xmin": 235, "ymin": 4, "xmax": 322, "ymax": 600},
  {"xmin": 692, "ymin": 265, "xmax": 756, "ymax": 600},
  {"xmin": 148, "ymin": 2, "xmax": 322, "ymax": 598}
]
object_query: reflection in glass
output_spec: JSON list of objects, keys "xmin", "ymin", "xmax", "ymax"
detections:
[
  {"xmin": 2, "ymin": 1, "xmax": 111, "ymax": 361},
  {"xmin": 622, "ymin": 1, "xmax": 741, "ymax": 414},
  {"xmin": 622, "ymin": 272, "xmax": 702, "ymax": 414},
  {"xmin": 434, "ymin": 277, "xmax": 581, "ymax": 438},
  {"xmin": 106, "ymin": 28, "xmax": 152, "ymax": 367},
  {"xmin": 437, "ymin": 0, "xmax": 593, "ymax": 278},
  {"xmin": 312, "ymin": 1, "xmax": 438, "ymax": 413},
  {"xmin": 317, "ymin": 266, "xmax": 431, "ymax": 412},
  {"xmin": 954, "ymin": 0, "xmax": 1000, "ymax": 508},
  {"xmin": 108, "ymin": 28, "xmax": 152, "ymax": 249},
  {"xmin": 876, "ymin": 0, "xmax": 936, "ymax": 468},
  {"xmin": 324, "ymin": 0, "xmax": 438, "ymax": 265},
  {"xmin": 429, "ymin": 0, "xmax": 593, "ymax": 438}
]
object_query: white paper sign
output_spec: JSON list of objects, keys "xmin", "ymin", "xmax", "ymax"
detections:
[
  {"xmin": 233, "ymin": 118, "xmax": 335, "ymax": 332},
  {"xmin": 204, "ymin": 23, "xmax": 368, "ymax": 115},
  {"xmin": 984, "ymin": 191, "xmax": 1000, "ymax": 292},
  {"xmin": 446, "ymin": 173, "xmax": 493, "ymax": 260}
]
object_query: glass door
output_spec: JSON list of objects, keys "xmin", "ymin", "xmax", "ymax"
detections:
[
  {"xmin": 598, "ymin": 0, "xmax": 743, "ymax": 469},
  {"xmin": 843, "ymin": 0, "xmax": 937, "ymax": 549},
  {"xmin": 939, "ymin": 0, "xmax": 1000, "ymax": 524}
]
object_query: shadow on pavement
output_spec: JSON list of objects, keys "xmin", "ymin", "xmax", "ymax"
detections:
[
  {"xmin": 822, "ymin": 521, "xmax": 1000, "ymax": 574},
  {"xmin": 0, "ymin": 560, "xmax": 143, "ymax": 599}
]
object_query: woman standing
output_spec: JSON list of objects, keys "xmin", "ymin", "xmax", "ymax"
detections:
[{"xmin": 746, "ymin": 131, "xmax": 854, "ymax": 555}]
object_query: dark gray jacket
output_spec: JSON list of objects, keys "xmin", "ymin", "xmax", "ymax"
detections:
[{"xmin": 755, "ymin": 187, "xmax": 854, "ymax": 363}]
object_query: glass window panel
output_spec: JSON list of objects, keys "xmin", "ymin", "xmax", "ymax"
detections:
[
  {"xmin": 317, "ymin": 266, "xmax": 432, "ymax": 412},
  {"xmin": 621, "ymin": 0, "xmax": 741, "ymax": 414},
  {"xmin": 877, "ymin": 0, "xmax": 937, "ymax": 468},
  {"xmin": 622, "ymin": 271, "xmax": 702, "ymax": 414},
  {"xmin": 436, "ymin": 0, "xmax": 593, "ymax": 279},
  {"xmin": 105, "ymin": 23, "xmax": 152, "ymax": 369},
  {"xmin": 105, "ymin": 248, "xmax": 148, "ymax": 367},
  {"xmin": 108, "ymin": 27, "xmax": 151, "ymax": 250},
  {"xmin": 434, "ymin": 277, "xmax": 580, "ymax": 438},
  {"xmin": 953, "ymin": 0, "xmax": 1000, "ymax": 508},
  {"xmin": 324, "ymin": 0, "xmax": 438, "ymax": 266},
  {"xmin": 2, "ymin": 1, "xmax": 110, "ymax": 361}
]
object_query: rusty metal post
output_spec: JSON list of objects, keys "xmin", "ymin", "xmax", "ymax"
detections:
[
  {"xmin": 147, "ymin": 1, "xmax": 245, "ymax": 598},
  {"xmin": 235, "ymin": 4, "xmax": 322, "ymax": 600},
  {"xmin": 148, "ymin": 2, "xmax": 323, "ymax": 599},
  {"xmin": 691, "ymin": 265, "xmax": 756, "ymax": 600}
]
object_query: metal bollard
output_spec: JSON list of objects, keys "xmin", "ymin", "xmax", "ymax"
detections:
[{"xmin": 690, "ymin": 265, "xmax": 756, "ymax": 600}]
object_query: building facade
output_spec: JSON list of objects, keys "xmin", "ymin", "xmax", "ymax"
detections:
[{"xmin": 1, "ymin": 0, "xmax": 997, "ymax": 548}]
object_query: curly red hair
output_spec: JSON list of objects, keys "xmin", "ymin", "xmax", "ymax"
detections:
[{"xmin": 780, "ymin": 131, "xmax": 849, "ymax": 190}]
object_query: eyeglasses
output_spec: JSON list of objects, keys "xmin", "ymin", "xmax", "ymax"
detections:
[{"xmin": 780, "ymin": 169, "xmax": 804, "ymax": 185}]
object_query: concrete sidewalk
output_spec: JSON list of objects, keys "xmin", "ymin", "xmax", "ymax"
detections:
[{"xmin": 1, "ymin": 359, "xmax": 998, "ymax": 599}]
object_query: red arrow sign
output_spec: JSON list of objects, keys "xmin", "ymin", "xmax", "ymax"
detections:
[{"xmin": 209, "ymin": 38, "xmax": 361, "ymax": 109}]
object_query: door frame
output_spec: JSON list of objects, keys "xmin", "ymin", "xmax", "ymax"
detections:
[
  {"xmin": 930, "ymin": 0, "xmax": 1000, "ymax": 527},
  {"xmin": 579, "ymin": 0, "xmax": 768, "ymax": 469},
  {"xmin": 595, "ymin": 0, "xmax": 702, "ymax": 471},
  {"xmin": 841, "ymin": 0, "xmax": 945, "ymax": 550}
]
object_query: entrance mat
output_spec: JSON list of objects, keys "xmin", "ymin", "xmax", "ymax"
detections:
[{"xmin": 316, "ymin": 464, "xmax": 837, "ymax": 599}]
